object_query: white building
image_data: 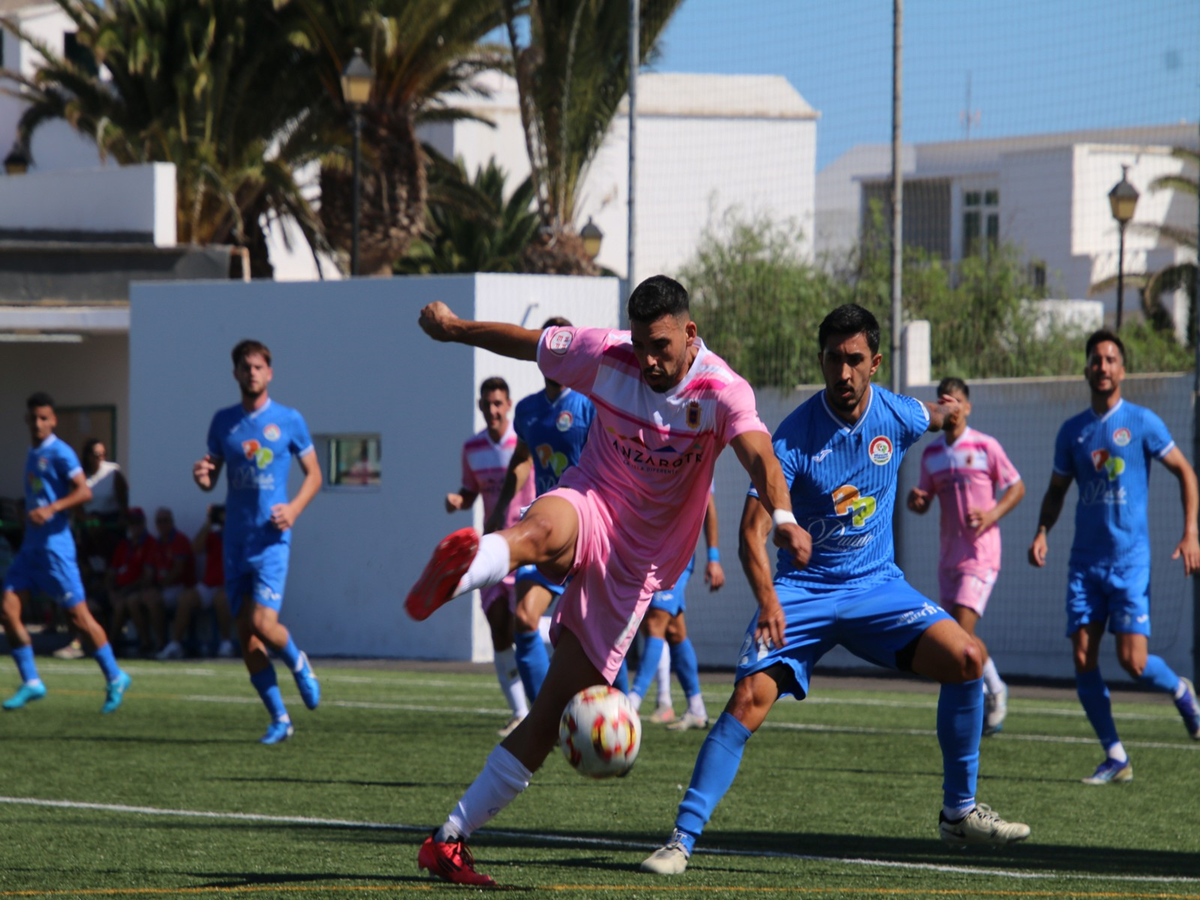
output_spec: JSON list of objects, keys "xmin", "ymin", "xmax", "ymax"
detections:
[{"xmin": 818, "ymin": 123, "xmax": 1199, "ymax": 333}]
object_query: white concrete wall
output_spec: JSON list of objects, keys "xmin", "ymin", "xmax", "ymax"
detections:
[
  {"xmin": 0, "ymin": 334, "xmax": 129, "ymax": 499},
  {"xmin": 0, "ymin": 162, "xmax": 175, "ymax": 243},
  {"xmin": 129, "ymin": 274, "xmax": 620, "ymax": 660},
  {"xmin": 1001, "ymin": 146, "xmax": 1073, "ymax": 283}
]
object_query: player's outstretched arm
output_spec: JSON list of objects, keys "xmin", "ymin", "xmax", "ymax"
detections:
[
  {"xmin": 730, "ymin": 430, "xmax": 810, "ymax": 568},
  {"xmin": 418, "ymin": 301, "xmax": 540, "ymax": 361},
  {"xmin": 922, "ymin": 394, "xmax": 962, "ymax": 432},
  {"xmin": 485, "ymin": 440, "xmax": 532, "ymax": 534},
  {"xmin": 1028, "ymin": 472, "xmax": 1072, "ymax": 567},
  {"xmin": 738, "ymin": 495, "xmax": 785, "ymax": 649},
  {"xmin": 1160, "ymin": 446, "xmax": 1200, "ymax": 576}
]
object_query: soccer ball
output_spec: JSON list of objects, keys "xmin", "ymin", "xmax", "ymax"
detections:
[{"xmin": 559, "ymin": 685, "xmax": 641, "ymax": 779}]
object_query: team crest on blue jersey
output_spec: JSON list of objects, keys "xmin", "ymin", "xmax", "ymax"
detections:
[
  {"xmin": 1091, "ymin": 449, "xmax": 1125, "ymax": 480},
  {"xmin": 868, "ymin": 435, "xmax": 893, "ymax": 465},
  {"xmin": 555, "ymin": 411, "xmax": 574, "ymax": 432},
  {"xmin": 263, "ymin": 424, "xmax": 281, "ymax": 441},
  {"xmin": 686, "ymin": 401, "xmax": 701, "ymax": 430},
  {"xmin": 36, "ymin": 457, "xmax": 48, "ymax": 471},
  {"xmin": 1112, "ymin": 427, "xmax": 1131, "ymax": 446}
]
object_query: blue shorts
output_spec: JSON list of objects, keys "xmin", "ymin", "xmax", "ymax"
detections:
[
  {"xmin": 514, "ymin": 564, "xmax": 565, "ymax": 598},
  {"xmin": 3, "ymin": 546, "xmax": 86, "ymax": 609},
  {"xmin": 734, "ymin": 576, "xmax": 952, "ymax": 700},
  {"xmin": 649, "ymin": 556, "xmax": 696, "ymax": 615},
  {"xmin": 224, "ymin": 537, "xmax": 289, "ymax": 615},
  {"xmin": 1065, "ymin": 562, "xmax": 1151, "ymax": 637}
]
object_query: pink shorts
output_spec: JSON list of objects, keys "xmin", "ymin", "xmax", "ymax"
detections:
[
  {"xmin": 481, "ymin": 575, "xmax": 516, "ymax": 614},
  {"xmin": 937, "ymin": 568, "xmax": 998, "ymax": 616},
  {"xmin": 545, "ymin": 486, "xmax": 660, "ymax": 684}
]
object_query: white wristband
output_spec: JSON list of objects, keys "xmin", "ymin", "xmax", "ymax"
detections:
[{"xmin": 772, "ymin": 509, "xmax": 798, "ymax": 528}]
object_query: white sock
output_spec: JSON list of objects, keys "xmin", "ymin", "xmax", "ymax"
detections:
[
  {"xmin": 687, "ymin": 693, "xmax": 707, "ymax": 719},
  {"xmin": 1108, "ymin": 742, "xmax": 1128, "ymax": 763},
  {"xmin": 494, "ymin": 648, "xmax": 528, "ymax": 718},
  {"xmin": 1175, "ymin": 679, "xmax": 1189, "ymax": 700},
  {"xmin": 627, "ymin": 691, "xmax": 643, "ymax": 711},
  {"xmin": 454, "ymin": 534, "xmax": 511, "ymax": 597},
  {"xmin": 440, "ymin": 745, "xmax": 532, "ymax": 841},
  {"xmin": 943, "ymin": 799, "xmax": 976, "ymax": 822},
  {"xmin": 655, "ymin": 648, "xmax": 672, "ymax": 708},
  {"xmin": 981, "ymin": 657, "xmax": 1005, "ymax": 695}
]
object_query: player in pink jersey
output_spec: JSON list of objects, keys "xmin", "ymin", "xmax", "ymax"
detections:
[
  {"xmin": 907, "ymin": 377, "xmax": 1025, "ymax": 735},
  {"xmin": 447, "ymin": 377, "xmax": 538, "ymax": 737},
  {"xmin": 406, "ymin": 275, "xmax": 807, "ymax": 887}
]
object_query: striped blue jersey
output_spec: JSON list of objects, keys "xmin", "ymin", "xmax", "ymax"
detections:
[
  {"xmin": 512, "ymin": 387, "xmax": 595, "ymax": 496},
  {"xmin": 206, "ymin": 399, "xmax": 314, "ymax": 545},
  {"xmin": 765, "ymin": 386, "xmax": 929, "ymax": 587},
  {"xmin": 1052, "ymin": 398, "xmax": 1174, "ymax": 567},
  {"xmin": 22, "ymin": 435, "xmax": 83, "ymax": 554}
]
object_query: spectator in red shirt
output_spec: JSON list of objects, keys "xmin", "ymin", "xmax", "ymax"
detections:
[
  {"xmin": 158, "ymin": 505, "xmax": 234, "ymax": 659},
  {"xmin": 146, "ymin": 507, "xmax": 197, "ymax": 658},
  {"xmin": 107, "ymin": 508, "xmax": 160, "ymax": 656}
]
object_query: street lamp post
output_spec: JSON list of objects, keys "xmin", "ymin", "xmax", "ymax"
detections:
[
  {"xmin": 580, "ymin": 217, "xmax": 604, "ymax": 260},
  {"xmin": 1108, "ymin": 164, "xmax": 1139, "ymax": 330},
  {"xmin": 341, "ymin": 47, "xmax": 375, "ymax": 276}
]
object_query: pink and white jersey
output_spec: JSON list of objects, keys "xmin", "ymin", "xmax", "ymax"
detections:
[
  {"xmin": 461, "ymin": 427, "xmax": 535, "ymax": 530},
  {"xmin": 917, "ymin": 426, "xmax": 1021, "ymax": 575},
  {"xmin": 538, "ymin": 326, "xmax": 767, "ymax": 591}
]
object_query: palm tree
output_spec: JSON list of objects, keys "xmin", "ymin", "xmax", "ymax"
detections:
[
  {"xmin": 285, "ymin": 0, "xmax": 516, "ymax": 275},
  {"xmin": 395, "ymin": 156, "xmax": 539, "ymax": 274},
  {"xmin": 1089, "ymin": 147, "xmax": 1197, "ymax": 336},
  {"xmin": 502, "ymin": 0, "xmax": 685, "ymax": 274},
  {"xmin": 0, "ymin": 0, "xmax": 330, "ymax": 277}
]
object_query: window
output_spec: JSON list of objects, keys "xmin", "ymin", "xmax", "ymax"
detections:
[
  {"xmin": 321, "ymin": 435, "xmax": 381, "ymax": 489},
  {"xmin": 963, "ymin": 188, "xmax": 999, "ymax": 256},
  {"xmin": 1029, "ymin": 260, "xmax": 1047, "ymax": 291}
]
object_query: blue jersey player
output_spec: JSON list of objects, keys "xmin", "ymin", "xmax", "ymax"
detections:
[
  {"xmin": 193, "ymin": 340, "xmax": 323, "ymax": 744},
  {"xmin": 1, "ymin": 393, "xmax": 131, "ymax": 713},
  {"xmin": 643, "ymin": 305, "xmax": 1030, "ymax": 876},
  {"xmin": 486, "ymin": 317, "xmax": 595, "ymax": 703},
  {"xmin": 1028, "ymin": 329, "xmax": 1200, "ymax": 784}
]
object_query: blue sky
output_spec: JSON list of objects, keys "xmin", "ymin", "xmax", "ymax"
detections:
[{"xmin": 652, "ymin": 0, "xmax": 1200, "ymax": 170}]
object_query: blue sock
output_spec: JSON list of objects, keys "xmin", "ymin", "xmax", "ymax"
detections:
[
  {"xmin": 249, "ymin": 665, "xmax": 289, "ymax": 722},
  {"xmin": 675, "ymin": 711, "xmax": 753, "ymax": 846},
  {"xmin": 613, "ymin": 659, "xmax": 629, "ymax": 694},
  {"xmin": 1076, "ymin": 668, "xmax": 1120, "ymax": 751},
  {"xmin": 93, "ymin": 643, "xmax": 122, "ymax": 683},
  {"xmin": 632, "ymin": 636, "xmax": 665, "ymax": 699},
  {"xmin": 937, "ymin": 679, "xmax": 982, "ymax": 813},
  {"xmin": 513, "ymin": 629, "xmax": 549, "ymax": 700},
  {"xmin": 278, "ymin": 636, "xmax": 301, "ymax": 671},
  {"xmin": 672, "ymin": 638, "xmax": 702, "ymax": 699},
  {"xmin": 1137, "ymin": 655, "xmax": 1180, "ymax": 694},
  {"xmin": 12, "ymin": 645, "xmax": 39, "ymax": 684}
]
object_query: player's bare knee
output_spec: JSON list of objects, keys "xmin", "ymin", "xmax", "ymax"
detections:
[{"xmin": 960, "ymin": 640, "xmax": 984, "ymax": 681}]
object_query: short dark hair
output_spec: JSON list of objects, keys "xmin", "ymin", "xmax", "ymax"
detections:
[
  {"xmin": 26, "ymin": 392, "xmax": 54, "ymax": 411},
  {"xmin": 627, "ymin": 275, "xmax": 689, "ymax": 324},
  {"xmin": 82, "ymin": 438, "xmax": 104, "ymax": 457},
  {"xmin": 232, "ymin": 339, "xmax": 272, "ymax": 368},
  {"xmin": 479, "ymin": 376, "xmax": 510, "ymax": 399},
  {"xmin": 937, "ymin": 377, "xmax": 969, "ymax": 398},
  {"xmin": 1085, "ymin": 329, "xmax": 1125, "ymax": 364},
  {"xmin": 542, "ymin": 316, "xmax": 572, "ymax": 328},
  {"xmin": 818, "ymin": 304, "xmax": 880, "ymax": 354}
]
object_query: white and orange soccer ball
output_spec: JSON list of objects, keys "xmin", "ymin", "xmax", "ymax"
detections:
[{"xmin": 559, "ymin": 685, "xmax": 642, "ymax": 779}]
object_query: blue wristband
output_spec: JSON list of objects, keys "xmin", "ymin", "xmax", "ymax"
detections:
[{"xmin": 707, "ymin": 547, "xmax": 720, "ymax": 564}]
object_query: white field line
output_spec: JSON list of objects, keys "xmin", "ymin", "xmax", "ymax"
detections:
[{"xmin": 0, "ymin": 794, "xmax": 1197, "ymax": 887}]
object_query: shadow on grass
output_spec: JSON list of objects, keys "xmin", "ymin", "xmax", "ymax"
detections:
[
  {"xmin": 185, "ymin": 870, "xmax": 533, "ymax": 892},
  {"xmin": 217, "ymin": 775, "xmax": 422, "ymax": 789}
]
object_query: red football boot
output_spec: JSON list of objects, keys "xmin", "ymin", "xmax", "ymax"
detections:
[
  {"xmin": 417, "ymin": 832, "xmax": 496, "ymax": 887},
  {"xmin": 404, "ymin": 527, "xmax": 480, "ymax": 621}
]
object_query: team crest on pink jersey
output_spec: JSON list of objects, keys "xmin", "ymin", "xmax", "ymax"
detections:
[
  {"xmin": 1112, "ymin": 427, "xmax": 1131, "ymax": 447},
  {"xmin": 686, "ymin": 401, "xmax": 701, "ymax": 429},
  {"xmin": 556, "ymin": 411, "xmax": 574, "ymax": 432},
  {"xmin": 868, "ymin": 435, "xmax": 893, "ymax": 465},
  {"xmin": 263, "ymin": 424, "xmax": 281, "ymax": 442},
  {"xmin": 548, "ymin": 330, "xmax": 573, "ymax": 355}
]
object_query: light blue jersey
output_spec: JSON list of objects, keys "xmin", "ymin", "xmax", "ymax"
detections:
[
  {"xmin": 513, "ymin": 387, "xmax": 594, "ymax": 496},
  {"xmin": 21, "ymin": 436, "xmax": 83, "ymax": 556},
  {"xmin": 762, "ymin": 386, "xmax": 929, "ymax": 587},
  {"xmin": 206, "ymin": 399, "xmax": 314, "ymax": 547},
  {"xmin": 1052, "ymin": 399, "xmax": 1174, "ymax": 568}
]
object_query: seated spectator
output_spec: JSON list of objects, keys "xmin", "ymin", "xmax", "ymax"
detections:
[
  {"xmin": 158, "ymin": 506, "xmax": 234, "ymax": 658},
  {"xmin": 107, "ymin": 508, "xmax": 160, "ymax": 656},
  {"xmin": 146, "ymin": 507, "xmax": 198, "ymax": 658}
]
